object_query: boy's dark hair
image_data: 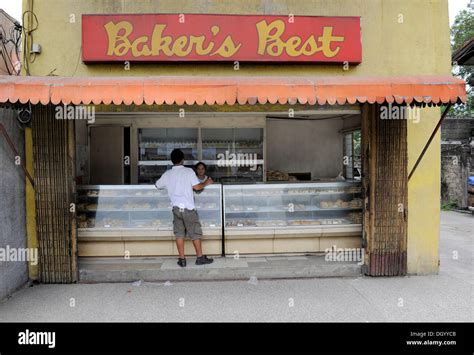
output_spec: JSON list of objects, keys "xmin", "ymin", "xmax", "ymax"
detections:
[{"xmin": 171, "ymin": 149, "xmax": 184, "ymax": 164}]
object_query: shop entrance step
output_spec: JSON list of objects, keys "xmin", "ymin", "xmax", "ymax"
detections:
[{"xmin": 78, "ymin": 255, "xmax": 362, "ymax": 282}]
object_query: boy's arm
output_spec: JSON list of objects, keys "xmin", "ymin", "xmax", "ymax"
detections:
[
  {"xmin": 155, "ymin": 174, "xmax": 167, "ymax": 189},
  {"xmin": 192, "ymin": 177, "xmax": 214, "ymax": 191}
]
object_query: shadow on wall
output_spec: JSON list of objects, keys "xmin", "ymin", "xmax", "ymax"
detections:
[{"xmin": 0, "ymin": 107, "xmax": 28, "ymax": 301}]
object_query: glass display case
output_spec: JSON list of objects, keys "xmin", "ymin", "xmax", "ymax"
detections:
[
  {"xmin": 77, "ymin": 184, "xmax": 222, "ymax": 231},
  {"xmin": 223, "ymin": 182, "xmax": 362, "ymax": 231}
]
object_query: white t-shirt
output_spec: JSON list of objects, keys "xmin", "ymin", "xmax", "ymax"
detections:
[{"xmin": 155, "ymin": 165, "xmax": 200, "ymax": 210}]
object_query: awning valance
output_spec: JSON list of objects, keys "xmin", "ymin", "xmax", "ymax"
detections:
[{"xmin": 0, "ymin": 75, "xmax": 466, "ymax": 106}]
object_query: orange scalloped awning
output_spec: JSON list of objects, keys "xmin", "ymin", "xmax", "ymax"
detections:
[{"xmin": 0, "ymin": 75, "xmax": 466, "ymax": 106}]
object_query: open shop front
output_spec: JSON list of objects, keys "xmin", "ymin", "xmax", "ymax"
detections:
[
  {"xmin": 0, "ymin": 74, "xmax": 465, "ymax": 281},
  {"xmin": 75, "ymin": 105, "xmax": 364, "ymax": 257}
]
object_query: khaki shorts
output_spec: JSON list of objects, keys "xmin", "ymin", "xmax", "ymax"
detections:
[{"xmin": 172, "ymin": 207, "xmax": 203, "ymax": 240}]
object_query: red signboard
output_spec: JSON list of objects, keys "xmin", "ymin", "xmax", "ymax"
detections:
[{"xmin": 82, "ymin": 14, "xmax": 362, "ymax": 63}]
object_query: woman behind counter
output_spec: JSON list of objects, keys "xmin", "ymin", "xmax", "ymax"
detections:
[{"xmin": 195, "ymin": 162, "xmax": 209, "ymax": 183}]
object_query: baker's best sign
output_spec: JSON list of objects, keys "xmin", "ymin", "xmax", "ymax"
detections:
[{"xmin": 82, "ymin": 14, "xmax": 361, "ymax": 63}]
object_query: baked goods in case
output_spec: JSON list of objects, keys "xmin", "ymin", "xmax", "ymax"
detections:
[
  {"xmin": 347, "ymin": 186, "xmax": 362, "ymax": 194},
  {"xmin": 348, "ymin": 212, "xmax": 362, "ymax": 224},
  {"xmin": 288, "ymin": 219, "xmax": 321, "ymax": 226},
  {"xmin": 320, "ymin": 219, "xmax": 344, "ymax": 225},
  {"xmin": 350, "ymin": 198, "xmax": 363, "ymax": 208},
  {"xmin": 86, "ymin": 203, "xmax": 98, "ymax": 211},
  {"xmin": 226, "ymin": 219, "xmax": 257, "ymax": 227},
  {"xmin": 255, "ymin": 219, "xmax": 287, "ymax": 227},
  {"xmin": 86, "ymin": 190, "xmax": 99, "ymax": 197},
  {"xmin": 320, "ymin": 199, "xmax": 355, "ymax": 209},
  {"xmin": 267, "ymin": 170, "xmax": 290, "ymax": 181},
  {"xmin": 320, "ymin": 201, "xmax": 330, "ymax": 208}
]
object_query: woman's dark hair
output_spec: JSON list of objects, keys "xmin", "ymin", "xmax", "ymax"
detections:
[
  {"xmin": 170, "ymin": 149, "xmax": 184, "ymax": 164},
  {"xmin": 195, "ymin": 162, "xmax": 207, "ymax": 171}
]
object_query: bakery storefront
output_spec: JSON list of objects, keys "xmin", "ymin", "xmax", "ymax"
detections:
[
  {"xmin": 76, "ymin": 14, "xmax": 365, "ymax": 259},
  {"xmin": 2, "ymin": 7, "xmax": 466, "ymax": 283}
]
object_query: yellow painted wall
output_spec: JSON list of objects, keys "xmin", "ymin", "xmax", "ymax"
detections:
[
  {"xmin": 407, "ymin": 108, "xmax": 443, "ymax": 275},
  {"xmin": 23, "ymin": 0, "xmax": 452, "ymax": 274}
]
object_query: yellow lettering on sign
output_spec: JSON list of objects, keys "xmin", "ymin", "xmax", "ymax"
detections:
[
  {"xmin": 211, "ymin": 35, "xmax": 242, "ymax": 58},
  {"xmin": 190, "ymin": 35, "xmax": 214, "ymax": 55},
  {"xmin": 172, "ymin": 35, "xmax": 192, "ymax": 57},
  {"xmin": 104, "ymin": 21, "xmax": 133, "ymax": 56},
  {"xmin": 132, "ymin": 36, "xmax": 152, "ymax": 57},
  {"xmin": 104, "ymin": 21, "xmax": 241, "ymax": 59},
  {"xmin": 256, "ymin": 19, "xmax": 345, "ymax": 58},
  {"xmin": 318, "ymin": 27, "xmax": 345, "ymax": 57},
  {"xmin": 150, "ymin": 25, "xmax": 173, "ymax": 56},
  {"xmin": 103, "ymin": 19, "xmax": 345, "ymax": 59}
]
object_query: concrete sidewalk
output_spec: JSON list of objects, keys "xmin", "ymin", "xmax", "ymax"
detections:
[
  {"xmin": 78, "ymin": 254, "xmax": 361, "ymax": 282},
  {"xmin": 0, "ymin": 211, "xmax": 472, "ymax": 322}
]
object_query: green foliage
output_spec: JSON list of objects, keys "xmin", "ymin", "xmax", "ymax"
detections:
[
  {"xmin": 441, "ymin": 200, "xmax": 458, "ymax": 211},
  {"xmin": 451, "ymin": 10, "xmax": 474, "ymax": 51},
  {"xmin": 353, "ymin": 130, "xmax": 361, "ymax": 156},
  {"xmin": 450, "ymin": 9, "xmax": 474, "ymax": 117}
]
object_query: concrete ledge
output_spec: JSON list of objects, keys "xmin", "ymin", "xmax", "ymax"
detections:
[{"xmin": 79, "ymin": 255, "xmax": 362, "ymax": 282}]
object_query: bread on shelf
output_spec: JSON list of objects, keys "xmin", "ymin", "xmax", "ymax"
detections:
[
  {"xmin": 350, "ymin": 198, "xmax": 363, "ymax": 208},
  {"xmin": 86, "ymin": 203, "xmax": 98, "ymax": 211},
  {"xmin": 266, "ymin": 170, "xmax": 290, "ymax": 181},
  {"xmin": 226, "ymin": 219, "xmax": 256, "ymax": 227},
  {"xmin": 86, "ymin": 190, "xmax": 99, "ymax": 197}
]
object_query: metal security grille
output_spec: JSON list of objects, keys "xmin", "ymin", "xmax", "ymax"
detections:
[
  {"xmin": 362, "ymin": 104, "xmax": 408, "ymax": 276},
  {"xmin": 31, "ymin": 105, "xmax": 77, "ymax": 283}
]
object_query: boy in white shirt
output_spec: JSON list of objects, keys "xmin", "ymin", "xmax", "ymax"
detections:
[{"xmin": 155, "ymin": 149, "xmax": 214, "ymax": 267}]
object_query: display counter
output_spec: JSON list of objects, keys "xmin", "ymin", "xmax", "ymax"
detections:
[
  {"xmin": 76, "ymin": 184, "xmax": 222, "ymax": 256},
  {"xmin": 223, "ymin": 182, "xmax": 362, "ymax": 253},
  {"xmin": 77, "ymin": 181, "xmax": 362, "ymax": 256}
]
